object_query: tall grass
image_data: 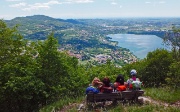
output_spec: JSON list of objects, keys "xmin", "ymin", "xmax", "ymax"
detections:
[
  {"xmin": 39, "ymin": 96, "xmax": 84, "ymax": 112},
  {"xmin": 144, "ymin": 87, "xmax": 180, "ymax": 103}
]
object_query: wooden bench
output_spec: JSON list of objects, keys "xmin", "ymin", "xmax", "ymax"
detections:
[{"xmin": 86, "ymin": 90, "xmax": 144, "ymax": 104}]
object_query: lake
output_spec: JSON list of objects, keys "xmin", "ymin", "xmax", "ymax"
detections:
[{"xmin": 108, "ymin": 34, "xmax": 170, "ymax": 59}]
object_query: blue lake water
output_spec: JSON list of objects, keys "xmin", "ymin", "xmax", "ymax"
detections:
[{"xmin": 108, "ymin": 34, "xmax": 170, "ymax": 59}]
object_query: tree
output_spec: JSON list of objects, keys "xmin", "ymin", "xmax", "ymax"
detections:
[
  {"xmin": 162, "ymin": 27, "xmax": 180, "ymax": 89},
  {"xmin": 143, "ymin": 49, "xmax": 173, "ymax": 87},
  {"xmin": 0, "ymin": 19, "xmax": 24, "ymax": 68},
  {"xmin": 122, "ymin": 60, "xmax": 147, "ymax": 82},
  {"xmin": 166, "ymin": 62, "xmax": 180, "ymax": 89},
  {"xmin": 164, "ymin": 27, "xmax": 180, "ymax": 61},
  {"xmin": 0, "ymin": 20, "xmax": 47, "ymax": 112}
]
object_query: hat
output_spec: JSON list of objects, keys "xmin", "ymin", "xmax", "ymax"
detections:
[{"xmin": 130, "ymin": 69, "xmax": 137, "ymax": 75}]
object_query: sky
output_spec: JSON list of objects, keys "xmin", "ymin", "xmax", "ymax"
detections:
[{"xmin": 1, "ymin": 0, "xmax": 180, "ymax": 20}]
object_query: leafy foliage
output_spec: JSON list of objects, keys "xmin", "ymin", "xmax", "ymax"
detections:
[
  {"xmin": 0, "ymin": 19, "xmax": 46, "ymax": 112},
  {"xmin": 0, "ymin": 20, "xmax": 88, "ymax": 111},
  {"xmin": 122, "ymin": 48, "xmax": 178, "ymax": 88},
  {"xmin": 164, "ymin": 26, "xmax": 180, "ymax": 61},
  {"xmin": 166, "ymin": 62, "xmax": 180, "ymax": 89},
  {"xmin": 143, "ymin": 49, "xmax": 173, "ymax": 87}
]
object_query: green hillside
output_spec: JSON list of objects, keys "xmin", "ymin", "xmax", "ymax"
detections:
[{"xmin": 5, "ymin": 15, "xmax": 139, "ymax": 66}]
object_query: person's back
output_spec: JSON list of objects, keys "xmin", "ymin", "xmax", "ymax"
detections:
[
  {"xmin": 86, "ymin": 77, "xmax": 103, "ymax": 94},
  {"xmin": 101, "ymin": 77, "xmax": 113, "ymax": 93},
  {"xmin": 114, "ymin": 74, "xmax": 126, "ymax": 91},
  {"xmin": 86, "ymin": 86, "xmax": 99, "ymax": 94},
  {"xmin": 127, "ymin": 69, "xmax": 141, "ymax": 90}
]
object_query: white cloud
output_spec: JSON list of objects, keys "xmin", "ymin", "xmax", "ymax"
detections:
[
  {"xmin": 23, "ymin": 3, "xmax": 50, "ymax": 11},
  {"xmin": 44, "ymin": 0, "xmax": 62, "ymax": 5},
  {"xmin": 65, "ymin": 0, "xmax": 94, "ymax": 3},
  {"xmin": 8, "ymin": 0, "xmax": 94, "ymax": 11},
  {"xmin": 111, "ymin": 2, "xmax": 117, "ymax": 5},
  {"xmin": 6, "ymin": 0, "xmax": 24, "ymax": 1},
  {"xmin": 9, "ymin": 0, "xmax": 62, "ymax": 11},
  {"xmin": 9, "ymin": 2, "xmax": 26, "ymax": 8}
]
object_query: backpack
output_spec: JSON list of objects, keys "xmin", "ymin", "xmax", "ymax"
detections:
[
  {"xmin": 127, "ymin": 78, "xmax": 141, "ymax": 90},
  {"xmin": 132, "ymin": 81, "xmax": 142, "ymax": 89},
  {"xmin": 86, "ymin": 86, "xmax": 100, "ymax": 94},
  {"xmin": 117, "ymin": 85, "xmax": 126, "ymax": 91}
]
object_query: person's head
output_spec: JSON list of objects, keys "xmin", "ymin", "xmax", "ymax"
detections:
[
  {"xmin": 102, "ymin": 77, "xmax": 111, "ymax": 87},
  {"xmin": 92, "ymin": 77, "xmax": 102, "ymax": 87},
  {"xmin": 130, "ymin": 69, "xmax": 137, "ymax": 78},
  {"xmin": 115, "ymin": 74, "xmax": 124, "ymax": 85}
]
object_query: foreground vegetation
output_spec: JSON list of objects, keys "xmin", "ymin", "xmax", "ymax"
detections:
[
  {"xmin": 40, "ymin": 88, "xmax": 180, "ymax": 112},
  {"xmin": 64, "ymin": 105, "xmax": 179, "ymax": 112},
  {"xmin": 144, "ymin": 88, "xmax": 180, "ymax": 103},
  {"xmin": 0, "ymin": 20, "xmax": 180, "ymax": 112}
]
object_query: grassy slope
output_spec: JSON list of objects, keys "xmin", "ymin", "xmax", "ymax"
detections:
[
  {"xmin": 40, "ymin": 88, "xmax": 180, "ymax": 112},
  {"xmin": 144, "ymin": 88, "xmax": 180, "ymax": 103}
]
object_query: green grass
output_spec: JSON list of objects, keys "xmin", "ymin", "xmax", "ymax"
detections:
[
  {"xmin": 111, "ymin": 104, "xmax": 180, "ymax": 112},
  {"xmin": 39, "ymin": 96, "xmax": 84, "ymax": 112},
  {"xmin": 67, "ymin": 103, "xmax": 180, "ymax": 112},
  {"xmin": 144, "ymin": 87, "xmax": 180, "ymax": 103},
  {"xmin": 40, "ymin": 88, "xmax": 180, "ymax": 112}
]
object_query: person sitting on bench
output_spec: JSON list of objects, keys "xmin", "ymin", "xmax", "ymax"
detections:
[
  {"xmin": 114, "ymin": 74, "xmax": 126, "ymax": 91},
  {"xmin": 85, "ymin": 77, "xmax": 103, "ymax": 94},
  {"xmin": 100, "ymin": 77, "xmax": 113, "ymax": 93},
  {"xmin": 127, "ymin": 69, "xmax": 142, "ymax": 90}
]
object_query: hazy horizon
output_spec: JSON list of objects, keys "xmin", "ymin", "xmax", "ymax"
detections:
[
  {"xmin": 4, "ymin": 15, "xmax": 180, "ymax": 20},
  {"xmin": 1, "ymin": 0, "xmax": 180, "ymax": 20}
]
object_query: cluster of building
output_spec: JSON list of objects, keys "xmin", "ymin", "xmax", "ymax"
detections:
[{"xmin": 63, "ymin": 49, "xmax": 138, "ymax": 66}]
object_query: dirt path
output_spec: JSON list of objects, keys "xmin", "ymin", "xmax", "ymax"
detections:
[
  {"xmin": 58, "ymin": 103, "xmax": 78, "ymax": 112},
  {"xmin": 58, "ymin": 97, "xmax": 180, "ymax": 112},
  {"xmin": 139, "ymin": 96, "xmax": 180, "ymax": 107}
]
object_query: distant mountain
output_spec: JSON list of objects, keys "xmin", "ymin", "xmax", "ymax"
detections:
[
  {"xmin": 6, "ymin": 15, "xmax": 57, "ymax": 26},
  {"xmin": 5, "ymin": 15, "xmax": 84, "ymax": 40},
  {"xmin": 6, "ymin": 15, "xmax": 84, "ymax": 27},
  {"xmin": 57, "ymin": 18, "xmax": 85, "ymax": 24},
  {"xmin": 8, "ymin": 15, "xmax": 67, "ymax": 23}
]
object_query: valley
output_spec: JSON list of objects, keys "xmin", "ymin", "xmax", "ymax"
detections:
[{"xmin": 5, "ymin": 15, "xmax": 180, "ymax": 66}]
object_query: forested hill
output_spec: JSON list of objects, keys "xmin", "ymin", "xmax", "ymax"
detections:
[
  {"xmin": 5, "ymin": 15, "xmax": 180, "ymax": 66},
  {"xmin": 6, "ymin": 15, "xmax": 83, "ymax": 40}
]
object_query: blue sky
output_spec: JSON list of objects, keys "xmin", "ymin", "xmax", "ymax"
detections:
[{"xmin": 1, "ymin": 0, "xmax": 180, "ymax": 20}]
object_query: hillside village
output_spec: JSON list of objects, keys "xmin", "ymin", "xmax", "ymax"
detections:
[{"xmin": 66, "ymin": 49, "xmax": 138, "ymax": 66}]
